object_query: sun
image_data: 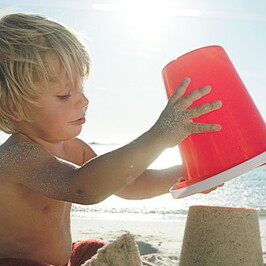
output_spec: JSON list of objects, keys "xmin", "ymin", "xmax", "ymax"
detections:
[{"xmin": 92, "ymin": 0, "xmax": 202, "ymax": 42}]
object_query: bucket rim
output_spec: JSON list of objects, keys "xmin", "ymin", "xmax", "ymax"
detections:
[{"xmin": 170, "ymin": 151, "xmax": 266, "ymax": 199}]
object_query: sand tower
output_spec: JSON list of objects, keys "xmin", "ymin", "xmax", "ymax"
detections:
[{"xmin": 179, "ymin": 205, "xmax": 263, "ymax": 266}]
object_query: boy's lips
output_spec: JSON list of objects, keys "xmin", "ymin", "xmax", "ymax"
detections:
[{"xmin": 70, "ymin": 117, "xmax": 86, "ymax": 125}]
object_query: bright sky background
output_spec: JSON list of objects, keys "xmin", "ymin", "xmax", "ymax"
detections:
[{"xmin": 0, "ymin": 0, "xmax": 265, "ymax": 145}]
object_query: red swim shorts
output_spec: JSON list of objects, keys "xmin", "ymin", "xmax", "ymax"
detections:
[{"xmin": 0, "ymin": 239, "xmax": 106, "ymax": 266}]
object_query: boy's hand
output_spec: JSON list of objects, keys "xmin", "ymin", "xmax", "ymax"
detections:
[
  {"xmin": 200, "ymin": 183, "xmax": 224, "ymax": 194},
  {"xmin": 152, "ymin": 77, "xmax": 222, "ymax": 148}
]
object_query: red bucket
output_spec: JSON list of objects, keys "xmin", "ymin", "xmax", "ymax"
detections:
[{"xmin": 162, "ymin": 45, "xmax": 266, "ymax": 198}]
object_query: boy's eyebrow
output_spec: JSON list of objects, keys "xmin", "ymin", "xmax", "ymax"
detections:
[{"xmin": 54, "ymin": 88, "xmax": 70, "ymax": 94}]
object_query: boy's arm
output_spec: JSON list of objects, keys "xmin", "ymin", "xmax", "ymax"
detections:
[
  {"xmin": 115, "ymin": 165, "xmax": 183, "ymax": 199},
  {"xmin": 5, "ymin": 78, "xmax": 222, "ymax": 205},
  {"xmin": 115, "ymin": 166, "xmax": 224, "ymax": 199},
  {"xmin": 5, "ymin": 131, "xmax": 165, "ymax": 204}
]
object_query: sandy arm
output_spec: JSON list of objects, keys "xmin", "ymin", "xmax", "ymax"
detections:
[{"xmin": 3, "ymin": 131, "xmax": 165, "ymax": 205}]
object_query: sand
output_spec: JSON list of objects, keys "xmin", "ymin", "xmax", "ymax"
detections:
[
  {"xmin": 71, "ymin": 214, "xmax": 266, "ymax": 265},
  {"xmin": 83, "ymin": 233, "xmax": 142, "ymax": 266}
]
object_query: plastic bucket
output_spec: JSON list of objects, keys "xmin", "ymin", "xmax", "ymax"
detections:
[{"xmin": 162, "ymin": 45, "xmax": 266, "ymax": 198}]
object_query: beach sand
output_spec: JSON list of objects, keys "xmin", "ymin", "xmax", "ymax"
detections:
[{"xmin": 71, "ymin": 215, "xmax": 266, "ymax": 265}]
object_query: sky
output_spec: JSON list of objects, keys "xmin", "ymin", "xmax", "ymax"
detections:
[{"xmin": 0, "ymin": 0, "xmax": 265, "ymax": 144}]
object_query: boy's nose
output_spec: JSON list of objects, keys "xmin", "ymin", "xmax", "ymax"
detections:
[{"xmin": 76, "ymin": 93, "xmax": 89, "ymax": 109}]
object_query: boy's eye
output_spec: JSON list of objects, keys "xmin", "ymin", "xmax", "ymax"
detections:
[{"xmin": 57, "ymin": 94, "xmax": 71, "ymax": 100}]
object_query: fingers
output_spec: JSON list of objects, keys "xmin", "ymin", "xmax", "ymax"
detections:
[
  {"xmin": 177, "ymin": 85, "xmax": 212, "ymax": 110},
  {"xmin": 201, "ymin": 187, "xmax": 217, "ymax": 194},
  {"xmin": 186, "ymin": 100, "xmax": 223, "ymax": 119},
  {"xmin": 200, "ymin": 183, "xmax": 224, "ymax": 194},
  {"xmin": 178, "ymin": 177, "xmax": 186, "ymax": 183},
  {"xmin": 168, "ymin": 77, "xmax": 191, "ymax": 104},
  {"xmin": 186, "ymin": 122, "xmax": 222, "ymax": 134}
]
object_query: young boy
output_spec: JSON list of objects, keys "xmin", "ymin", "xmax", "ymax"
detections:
[{"xmin": 0, "ymin": 13, "xmax": 222, "ymax": 265}]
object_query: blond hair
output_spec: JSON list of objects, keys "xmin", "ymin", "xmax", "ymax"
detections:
[{"xmin": 0, "ymin": 13, "xmax": 91, "ymax": 133}]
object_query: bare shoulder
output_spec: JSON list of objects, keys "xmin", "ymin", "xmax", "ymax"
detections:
[
  {"xmin": 0, "ymin": 140, "xmax": 77, "ymax": 201},
  {"xmin": 0, "ymin": 141, "xmax": 53, "ymax": 171},
  {"xmin": 0, "ymin": 141, "xmax": 60, "ymax": 184}
]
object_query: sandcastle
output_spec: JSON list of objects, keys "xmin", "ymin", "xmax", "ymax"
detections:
[
  {"xmin": 82, "ymin": 232, "xmax": 142, "ymax": 266},
  {"xmin": 179, "ymin": 205, "xmax": 264, "ymax": 266}
]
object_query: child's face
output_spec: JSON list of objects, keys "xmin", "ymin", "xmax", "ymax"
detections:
[{"xmin": 19, "ymin": 54, "xmax": 89, "ymax": 143}]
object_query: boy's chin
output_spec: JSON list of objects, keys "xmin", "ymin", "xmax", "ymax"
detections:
[{"xmin": 69, "ymin": 127, "xmax": 83, "ymax": 138}]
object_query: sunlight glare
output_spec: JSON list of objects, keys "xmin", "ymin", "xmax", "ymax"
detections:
[
  {"xmin": 149, "ymin": 146, "xmax": 182, "ymax": 169},
  {"xmin": 91, "ymin": 1, "xmax": 202, "ymax": 17},
  {"xmin": 92, "ymin": 1, "xmax": 202, "ymax": 42}
]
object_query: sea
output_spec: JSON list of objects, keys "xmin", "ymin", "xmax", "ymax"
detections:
[{"xmin": 71, "ymin": 143, "xmax": 266, "ymax": 220}]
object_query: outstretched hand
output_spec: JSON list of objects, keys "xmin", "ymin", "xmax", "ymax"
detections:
[{"xmin": 152, "ymin": 77, "xmax": 222, "ymax": 148}]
